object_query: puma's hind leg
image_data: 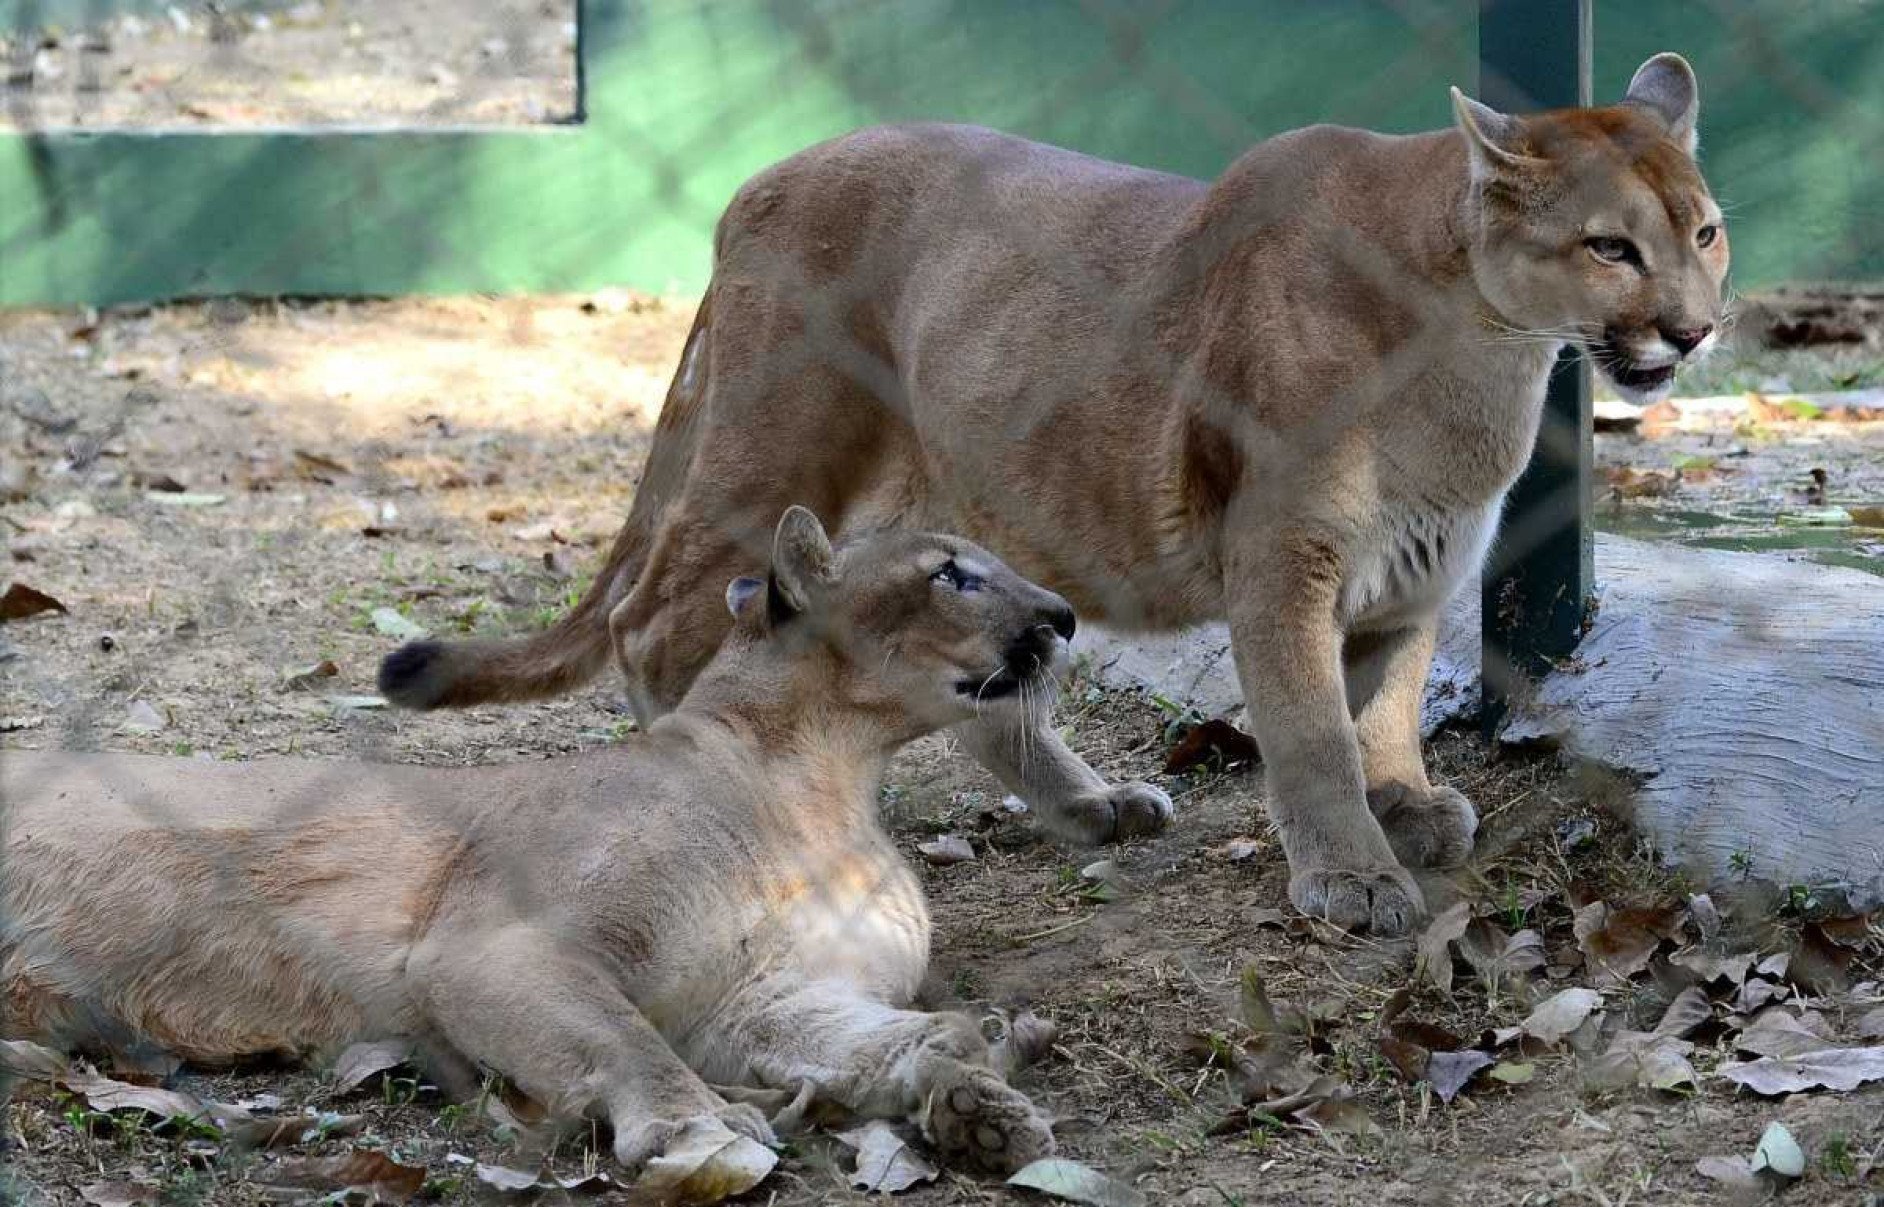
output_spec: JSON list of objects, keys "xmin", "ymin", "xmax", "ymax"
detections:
[{"xmin": 408, "ymin": 925, "xmax": 773, "ymax": 1171}]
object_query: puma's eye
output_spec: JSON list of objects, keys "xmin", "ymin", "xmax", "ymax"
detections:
[
  {"xmin": 930, "ymin": 560, "xmax": 982, "ymax": 592},
  {"xmin": 1695, "ymin": 224, "xmax": 1720, "ymax": 249},
  {"xmin": 1586, "ymin": 236, "xmax": 1640, "ymax": 265}
]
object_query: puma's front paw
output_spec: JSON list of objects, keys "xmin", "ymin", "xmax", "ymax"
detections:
[
  {"xmin": 613, "ymin": 1105, "xmax": 777, "ymax": 1171},
  {"xmin": 919, "ymin": 1060, "xmax": 1055, "ymax": 1175},
  {"xmin": 1288, "ymin": 864, "xmax": 1424, "ymax": 936},
  {"xmin": 1053, "ymin": 781, "xmax": 1174, "ymax": 844},
  {"xmin": 1369, "ymin": 782, "xmax": 1478, "ymax": 868}
]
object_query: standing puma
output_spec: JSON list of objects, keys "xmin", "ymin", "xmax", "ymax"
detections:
[{"xmin": 380, "ymin": 55, "xmax": 1728, "ymax": 934}]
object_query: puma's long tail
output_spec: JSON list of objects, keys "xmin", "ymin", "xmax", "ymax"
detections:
[{"xmin": 377, "ymin": 293, "xmax": 715, "ymax": 709}]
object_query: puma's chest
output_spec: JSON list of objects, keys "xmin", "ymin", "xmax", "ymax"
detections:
[{"xmin": 1340, "ymin": 498, "xmax": 1503, "ymax": 632}]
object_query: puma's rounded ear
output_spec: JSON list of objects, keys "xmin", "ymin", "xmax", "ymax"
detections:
[
  {"xmin": 769, "ymin": 505, "xmax": 835, "ymax": 616},
  {"xmin": 1450, "ymin": 86, "xmax": 1531, "ymax": 180},
  {"xmin": 724, "ymin": 575, "xmax": 765, "ymax": 620},
  {"xmin": 1623, "ymin": 52, "xmax": 1699, "ymax": 155}
]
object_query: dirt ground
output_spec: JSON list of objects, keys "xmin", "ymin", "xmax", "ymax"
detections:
[
  {"xmin": 3, "ymin": 297, "xmax": 1883, "ymax": 1205},
  {"xmin": 1, "ymin": 0, "xmax": 574, "ymax": 129}
]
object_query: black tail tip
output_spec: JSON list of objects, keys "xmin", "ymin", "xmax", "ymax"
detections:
[{"xmin": 378, "ymin": 640, "xmax": 448, "ymax": 708}]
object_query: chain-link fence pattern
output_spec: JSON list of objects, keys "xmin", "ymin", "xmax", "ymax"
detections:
[{"xmin": 2, "ymin": 1, "xmax": 1883, "ymax": 1203}]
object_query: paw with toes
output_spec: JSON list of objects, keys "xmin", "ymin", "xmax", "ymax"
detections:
[
  {"xmin": 1288, "ymin": 864, "xmax": 1424, "ymax": 936},
  {"xmin": 1369, "ymin": 782, "xmax": 1478, "ymax": 868},
  {"xmin": 919, "ymin": 1061, "xmax": 1055, "ymax": 1175},
  {"xmin": 1053, "ymin": 781, "xmax": 1174, "ymax": 844}
]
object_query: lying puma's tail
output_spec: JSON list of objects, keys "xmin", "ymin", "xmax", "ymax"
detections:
[{"xmin": 378, "ymin": 294, "xmax": 716, "ymax": 709}]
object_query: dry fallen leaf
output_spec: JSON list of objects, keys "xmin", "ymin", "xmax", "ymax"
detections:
[
  {"xmin": 132, "ymin": 470, "xmax": 186, "ymax": 493},
  {"xmin": 265, "ymin": 1151, "xmax": 427, "ymax": 1203},
  {"xmin": 632, "ymin": 1117, "xmax": 777, "ymax": 1203},
  {"xmin": 1515, "ymin": 987, "xmax": 1602, "ymax": 1047},
  {"xmin": 1604, "ymin": 466, "xmax": 1679, "ymax": 498},
  {"xmin": 0, "ymin": 582, "xmax": 68, "ymax": 621},
  {"xmin": 1415, "ymin": 901, "xmax": 1473, "ymax": 994},
  {"xmin": 1006, "ymin": 1158, "xmax": 1146, "ymax": 1207},
  {"xmin": 1717, "ymin": 1046, "xmax": 1884, "ymax": 1095},
  {"xmin": 0, "ymin": 1038, "xmax": 68, "ymax": 1080},
  {"xmin": 1376, "ymin": 1031, "xmax": 1428, "ymax": 1083},
  {"xmin": 1729, "ymin": 976, "xmax": 1789, "ymax": 1015},
  {"xmin": 1750, "ymin": 1121, "xmax": 1804, "ymax": 1180},
  {"xmin": 1425, "ymin": 1049, "xmax": 1495, "ymax": 1103},
  {"xmin": 119, "ymin": 700, "xmax": 166, "ymax": 734},
  {"xmin": 1459, "ymin": 919, "xmax": 1546, "ymax": 990},
  {"xmin": 1583, "ymin": 1030, "xmax": 1696, "ymax": 1092},
  {"xmin": 1732, "ymin": 1009, "xmax": 1834, "ymax": 1059},
  {"xmin": 371, "ymin": 607, "xmax": 429, "ymax": 641},
  {"xmin": 1685, "ymin": 894, "xmax": 1722, "ymax": 941},
  {"xmin": 1670, "ymin": 947, "xmax": 1756, "ymax": 986},
  {"xmin": 1652, "ymin": 986, "xmax": 1714, "ymax": 1039},
  {"xmin": 1637, "ymin": 399, "xmax": 1682, "ymax": 435},
  {"xmin": 331, "ymin": 1038, "xmax": 415, "ymax": 1093},
  {"xmin": 1790, "ymin": 921, "xmax": 1857, "ymax": 995},
  {"xmin": 917, "ymin": 835, "xmax": 976, "ymax": 866},
  {"xmin": 838, "ymin": 1120, "xmax": 939, "ymax": 1193},
  {"xmin": 451, "ymin": 1156, "xmax": 611, "ymax": 1195},
  {"xmin": 1814, "ymin": 914, "xmax": 1872, "ymax": 948},
  {"xmin": 293, "ymin": 449, "xmax": 353, "ymax": 482},
  {"xmin": 1162, "ymin": 719, "xmax": 1259, "ymax": 775},
  {"xmin": 282, "ymin": 659, "xmax": 340, "ymax": 690},
  {"xmin": 1693, "ymin": 1154, "xmax": 1764, "ymax": 1198},
  {"xmin": 1574, "ymin": 901, "xmax": 1682, "ymax": 986},
  {"xmin": 60, "ymin": 1065, "xmax": 211, "ymax": 1124},
  {"xmin": 1376, "ymin": 1016, "xmax": 1490, "ymax": 1103},
  {"xmin": 225, "ymin": 1111, "xmax": 365, "ymax": 1150},
  {"xmin": 472, "ymin": 1164, "xmax": 542, "ymax": 1192}
]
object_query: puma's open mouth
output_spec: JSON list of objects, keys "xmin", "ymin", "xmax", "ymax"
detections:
[
  {"xmin": 1608, "ymin": 360, "xmax": 1677, "ymax": 393},
  {"xmin": 1597, "ymin": 340, "xmax": 1678, "ymax": 396}
]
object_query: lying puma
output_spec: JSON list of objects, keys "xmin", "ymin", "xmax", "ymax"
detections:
[
  {"xmin": 2, "ymin": 509, "xmax": 1062, "ymax": 1177},
  {"xmin": 379, "ymin": 55, "xmax": 1728, "ymax": 935}
]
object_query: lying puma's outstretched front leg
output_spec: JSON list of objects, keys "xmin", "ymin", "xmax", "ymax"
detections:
[
  {"xmin": 408, "ymin": 924, "xmax": 773, "ymax": 1169},
  {"xmin": 954, "ymin": 708, "xmax": 1172, "ymax": 844},
  {"xmin": 718, "ymin": 982, "xmax": 1054, "ymax": 1174}
]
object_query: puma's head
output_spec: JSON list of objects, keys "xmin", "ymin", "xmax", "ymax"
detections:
[
  {"xmin": 1452, "ymin": 53, "xmax": 1729, "ymax": 402},
  {"xmin": 720, "ymin": 506, "xmax": 1078, "ymax": 737}
]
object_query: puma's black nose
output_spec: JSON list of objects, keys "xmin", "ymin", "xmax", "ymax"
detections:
[{"xmin": 1047, "ymin": 604, "xmax": 1076, "ymax": 642}]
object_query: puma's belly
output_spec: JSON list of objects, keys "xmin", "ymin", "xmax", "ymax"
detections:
[{"xmin": 1341, "ymin": 498, "xmax": 1503, "ymax": 633}]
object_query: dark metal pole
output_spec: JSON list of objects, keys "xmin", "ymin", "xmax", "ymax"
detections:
[{"xmin": 1478, "ymin": 0, "xmax": 1595, "ymax": 733}]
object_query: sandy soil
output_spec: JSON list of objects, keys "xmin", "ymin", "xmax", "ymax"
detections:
[
  {"xmin": 1, "ymin": 0, "xmax": 574, "ymax": 129},
  {"xmin": 3, "ymin": 297, "xmax": 1881, "ymax": 1204}
]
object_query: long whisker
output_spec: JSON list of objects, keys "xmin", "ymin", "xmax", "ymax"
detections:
[{"xmin": 972, "ymin": 665, "xmax": 1007, "ymax": 706}]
